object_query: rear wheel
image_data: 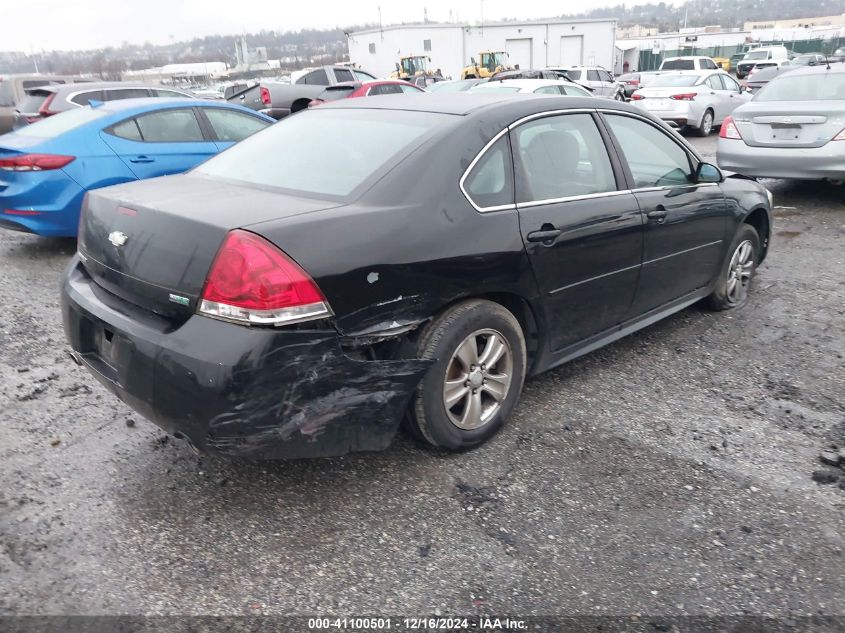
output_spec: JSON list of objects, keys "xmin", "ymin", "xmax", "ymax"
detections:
[
  {"xmin": 704, "ymin": 224, "xmax": 760, "ymax": 310},
  {"xmin": 407, "ymin": 300, "xmax": 527, "ymax": 451},
  {"xmin": 696, "ymin": 109, "xmax": 715, "ymax": 136},
  {"xmin": 614, "ymin": 90, "xmax": 625, "ymax": 101}
]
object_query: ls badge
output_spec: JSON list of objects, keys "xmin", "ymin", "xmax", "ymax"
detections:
[{"xmin": 108, "ymin": 231, "xmax": 129, "ymax": 247}]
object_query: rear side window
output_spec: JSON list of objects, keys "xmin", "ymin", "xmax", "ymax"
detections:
[
  {"xmin": 71, "ymin": 90, "xmax": 105, "ymax": 106},
  {"xmin": 604, "ymin": 114, "xmax": 692, "ymax": 188},
  {"xmin": 195, "ymin": 109, "xmax": 449, "ymax": 198},
  {"xmin": 204, "ymin": 108, "xmax": 269, "ymax": 142},
  {"xmin": 106, "ymin": 88, "xmax": 151, "ymax": 100},
  {"xmin": 111, "ymin": 119, "xmax": 143, "ymax": 140},
  {"xmin": 463, "ymin": 135, "xmax": 514, "ymax": 210},
  {"xmin": 512, "ymin": 113, "xmax": 617, "ymax": 203},
  {"xmin": 534, "ymin": 86, "xmax": 561, "ymax": 94},
  {"xmin": 297, "ymin": 69, "xmax": 329, "ymax": 85},
  {"xmin": 399, "ymin": 84, "xmax": 422, "ymax": 93},
  {"xmin": 134, "ymin": 109, "xmax": 204, "ymax": 142},
  {"xmin": 333, "ymin": 69, "xmax": 354, "ymax": 83}
]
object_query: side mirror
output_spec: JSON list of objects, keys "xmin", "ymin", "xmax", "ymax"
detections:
[
  {"xmin": 395, "ymin": 62, "xmax": 400, "ymax": 71},
  {"xmin": 471, "ymin": 57, "xmax": 476, "ymax": 65},
  {"xmin": 696, "ymin": 162, "xmax": 722, "ymax": 183}
]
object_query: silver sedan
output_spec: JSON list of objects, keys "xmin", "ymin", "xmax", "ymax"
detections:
[
  {"xmin": 630, "ymin": 70, "xmax": 751, "ymax": 135},
  {"xmin": 717, "ymin": 64, "xmax": 845, "ymax": 181}
]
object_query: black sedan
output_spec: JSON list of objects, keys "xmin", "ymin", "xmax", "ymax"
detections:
[{"xmin": 62, "ymin": 95, "xmax": 773, "ymax": 459}]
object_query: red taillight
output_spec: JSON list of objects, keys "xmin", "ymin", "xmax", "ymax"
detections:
[
  {"xmin": 625, "ymin": 79, "xmax": 640, "ymax": 86},
  {"xmin": 38, "ymin": 93, "xmax": 57, "ymax": 117},
  {"xmin": 0, "ymin": 154, "xmax": 75, "ymax": 171},
  {"xmin": 833, "ymin": 127, "xmax": 845, "ymax": 141},
  {"xmin": 630, "ymin": 93, "xmax": 644, "ymax": 100},
  {"xmin": 670, "ymin": 93, "xmax": 697, "ymax": 101},
  {"xmin": 199, "ymin": 229, "xmax": 332, "ymax": 326},
  {"xmin": 3, "ymin": 209, "xmax": 43, "ymax": 215},
  {"xmin": 259, "ymin": 86, "xmax": 271, "ymax": 106},
  {"xmin": 719, "ymin": 116, "xmax": 743, "ymax": 140}
]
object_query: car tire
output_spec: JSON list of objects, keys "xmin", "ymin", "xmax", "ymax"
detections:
[
  {"xmin": 703, "ymin": 224, "xmax": 761, "ymax": 311},
  {"xmin": 696, "ymin": 109, "xmax": 715, "ymax": 136},
  {"xmin": 407, "ymin": 299, "xmax": 527, "ymax": 451}
]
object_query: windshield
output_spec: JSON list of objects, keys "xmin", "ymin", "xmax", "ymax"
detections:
[
  {"xmin": 481, "ymin": 53, "xmax": 507, "ymax": 71},
  {"xmin": 402, "ymin": 57, "xmax": 425, "ymax": 75},
  {"xmin": 195, "ymin": 109, "xmax": 450, "ymax": 198},
  {"xmin": 662, "ymin": 59, "xmax": 695, "ymax": 70},
  {"xmin": 429, "ymin": 80, "xmax": 475, "ymax": 93},
  {"xmin": 16, "ymin": 106, "xmax": 108, "ymax": 138},
  {"xmin": 744, "ymin": 51, "xmax": 770, "ymax": 60},
  {"xmin": 755, "ymin": 72, "xmax": 845, "ymax": 101},
  {"xmin": 650, "ymin": 75, "xmax": 700, "ymax": 87}
]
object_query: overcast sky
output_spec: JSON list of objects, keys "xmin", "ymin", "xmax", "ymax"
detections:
[{"xmin": 4, "ymin": 0, "xmax": 643, "ymax": 52}]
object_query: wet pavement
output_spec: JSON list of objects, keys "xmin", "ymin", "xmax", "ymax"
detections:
[{"xmin": 1, "ymin": 135, "xmax": 843, "ymax": 617}]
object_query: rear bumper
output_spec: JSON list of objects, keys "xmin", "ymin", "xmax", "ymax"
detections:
[
  {"xmin": 717, "ymin": 139, "xmax": 845, "ymax": 180},
  {"xmin": 61, "ymin": 257, "xmax": 431, "ymax": 459},
  {"xmin": 0, "ymin": 169, "xmax": 86, "ymax": 236}
]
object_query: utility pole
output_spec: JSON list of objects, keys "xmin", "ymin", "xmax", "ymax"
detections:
[{"xmin": 481, "ymin": 0, "xmax": 484, "ymax": 36}]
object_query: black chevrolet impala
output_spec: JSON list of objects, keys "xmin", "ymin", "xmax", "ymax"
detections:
[{"xmin": 62, "ymin": 94, "xmax": 773, "ymax": 459}]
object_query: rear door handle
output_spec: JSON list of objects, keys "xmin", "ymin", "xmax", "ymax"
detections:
[
  {"xmin": 527, "ymin": 226, "xmax": 562, "ymax": 243},
  {"xmin": 647, "ymin": 207, "xmax": 668, "ymax": 223},
  {"xmin": 129, "ymin": 156, "xmax": 154, "ymax": 163}
]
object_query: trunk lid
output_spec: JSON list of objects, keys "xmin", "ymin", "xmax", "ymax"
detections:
[
  {"xmin": 78, "ymin": 173, "xmax": 342, "ymax": 319},
  {"xmin": 732, "ymin": 102, "xmax": 845, "ymax": 148}
]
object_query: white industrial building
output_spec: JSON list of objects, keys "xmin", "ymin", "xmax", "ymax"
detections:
[{"xmin": 347, "ymin": 18, "xmax": 617, "ymax": 79}]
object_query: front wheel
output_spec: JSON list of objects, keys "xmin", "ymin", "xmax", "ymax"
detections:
[
  {"xmin": 703, "ymin": 224, "xmax": 760, "ymax": 310},
  {"xmin": 407, "ymin": 300, "xmax": 527, "ymax": 451}
]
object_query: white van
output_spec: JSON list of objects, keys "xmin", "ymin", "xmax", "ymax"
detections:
[
  {"xmin": 659, "ymin": 56, "xmax": 720, "ymax": 71},
  {"xmin": 735, "ymin": 46, "xmax": 791, "ymax": 78}
]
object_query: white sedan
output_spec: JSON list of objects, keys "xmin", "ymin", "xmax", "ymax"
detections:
[
  {"xmin": 629, "ymin": 70, "xmax": 751, "ymax": 136},
  {"xmin": 468, "ymin": 78, "xmax": 594, "ymax": 97}
]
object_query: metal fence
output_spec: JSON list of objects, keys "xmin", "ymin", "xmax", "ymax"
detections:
[{"xmin": 637, "ymin": 36, "xmax": 844, "ymax": 71}]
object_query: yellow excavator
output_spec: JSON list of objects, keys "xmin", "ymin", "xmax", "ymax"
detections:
[
  {"xmin": 461, "ymin": 51, "xmax": 513, "ymax": 79},
  {"xmin": 390, "ymin": 55, "xmax": 437, "ymax": 81}
]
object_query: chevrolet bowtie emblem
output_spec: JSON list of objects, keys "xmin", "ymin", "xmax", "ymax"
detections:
[{"xmin": 108, "ymin": 231, "xmax": 128, "ymax": 247}]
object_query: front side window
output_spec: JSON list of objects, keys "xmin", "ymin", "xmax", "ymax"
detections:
[
  {"xmin": 604, "ymin": 114, "xmax": 693, "ymax": 188},
  {"xmin": 353, "ymin": 70, "xmax": 376, "ymax": 81},
  {"xmin": 204, "ymin": 108, "xmax": 269, "ymax": 142},
  {"xmin": 463, "ymin": 135, "xmax": 514, "ymax": 209},
  {"xmin": 720, "ymin": 74, "xmax": 741, "ymax": 92},
  {"xmin": 512, "ymin": 113, "xmax": 617, "ymax": 203},
  {"xmin": 598, "ymin": 70, "xmax": 613, "ymax": 82},
  {"xmin": 565, "ymin": 70, "xmax": 582, "ymax": 80},
  {"xmin": 134, "ymin": 109, "xmax": 204, "ymax": 142},
  {"xmin": 587, "ymin": 70, "xmax": 601, "ymax": 81}
]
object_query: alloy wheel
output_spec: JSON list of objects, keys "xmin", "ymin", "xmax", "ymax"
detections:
[
  {"xmin": 443, "ymin": 328, "xmax": 513, "ymax": 430},
  {"xmin": 726, "ymin": 239, "xmax": 754, "ymax": 304},
  {"xmin": 702, "ymin": 111, "xmax": 713, "ymax": 135}
]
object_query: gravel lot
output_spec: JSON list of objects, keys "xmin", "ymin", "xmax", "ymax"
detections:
[{"xmin": 1, "ymin": 135, "xmax": 843, "ymax": 619}]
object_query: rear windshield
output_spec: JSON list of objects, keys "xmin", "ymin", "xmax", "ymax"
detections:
[
  {"xmin": 195, "ymin": 108, "xmax": 450, "ymax": 198},
  {"xmin": 317, "ymin": 86, "xmax": 355, "ymax": 101},
  {"xmin": 662, "ymin": 59, "xmax": 695, "ymax": 70},
  {"xmin": 16, "ymin": 91, "xmax": 51, "ymax": 114},
  {"xmin": 428, "ymin": 81, "xmax": 472, "ymax": 93},
  {"xmin": 650, "ymin": 75, "xmax": 700, "ymax": 87},
  {"xmin": 755, "ymin": 72, "xmax": 845, "ymax": 101},
  {"xmin": 16, "ymin": 107, "xmax": 108, "ymax": 138},
  {"xmin": 744, "ymin": 51, "xmax": 770, "ymax": 60}
]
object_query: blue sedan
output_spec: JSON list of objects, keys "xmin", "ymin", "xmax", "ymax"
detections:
[{"xmin": 0, "ymin": 98, "xmax": 272, "ymax": 236}]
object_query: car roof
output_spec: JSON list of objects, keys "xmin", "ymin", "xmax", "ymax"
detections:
[
  {"xmin": 777, "ymin": 62, "xmax": 845, "ymax": 76},
  {"xmin": 30, "ymin": 82, "xmax": 189, "ymax": 95},
  {"xmin": 474, "ymin": 78, "xmax": 585, "ymax": 91},
  {"xmin": 663, "ymin": 56, "xmax": 712, "ymax": 60},
  {"xmin": 93, "ymin": 97, "xmax": 253, "ymax": 115}
]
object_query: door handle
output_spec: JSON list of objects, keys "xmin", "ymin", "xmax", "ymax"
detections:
[
  {"xmin": 647, "ymin": 207, "xmax": 668, "ymax": 223},
  {"xmin": 526, "ymin": 225, "xmax": 562, "ymax": 243},
  {"xmin": 129, "ymin": 156, "xmax": 154, "ymax": 163}
]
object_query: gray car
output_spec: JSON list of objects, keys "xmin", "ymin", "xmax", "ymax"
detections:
[
  {"xmin": 0, "ymin": 74, "xmax": 91, "ymax": 134},
  {"xmin": 717, "ymin": 64, "xmax": 845, "ymax": 181},
  {"xmin": 13, "ymin": 82, "xmax": 193, "ymax": 128}
]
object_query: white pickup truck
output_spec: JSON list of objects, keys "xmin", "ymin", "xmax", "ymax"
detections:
[{"xmin": 659, "ymin": 56, "xmax": 721, "ymax": 71}]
